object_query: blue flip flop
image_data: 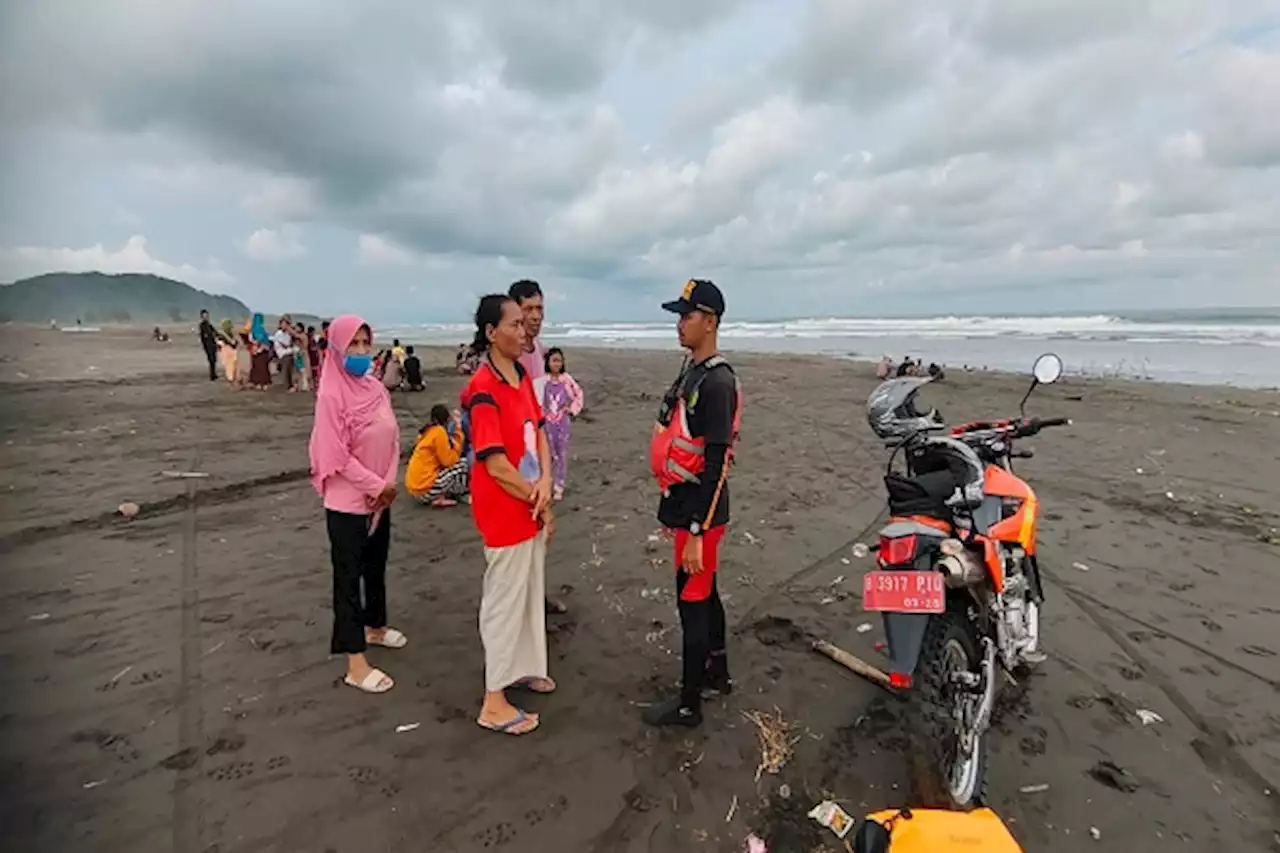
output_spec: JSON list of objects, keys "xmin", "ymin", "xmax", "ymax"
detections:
[{"xmin": 477, "ymin": 710, "xmax": 539, "ymax": 736}]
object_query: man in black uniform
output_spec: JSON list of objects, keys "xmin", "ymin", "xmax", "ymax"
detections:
[
  {"xmin": 643, "ymin": 279, "xmax": 740, "ymax": 728},
  {"xmin": 197, "ymin": 309, "xmax": 218, "ymax": 381}
]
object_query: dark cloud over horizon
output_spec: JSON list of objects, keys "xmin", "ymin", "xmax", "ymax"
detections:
[{"xmin": 1, "ymin": 0, "xmax": 1277, "ymax": 322}]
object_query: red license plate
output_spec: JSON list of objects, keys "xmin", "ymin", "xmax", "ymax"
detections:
[{"xmin": 862, "ymin": 571, "xmax": 945, "ymax": 613}]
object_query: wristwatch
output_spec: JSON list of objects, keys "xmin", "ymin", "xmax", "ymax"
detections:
[{"xmin": 688, "ymin": 521, "xmax": 703, "ymax": 536}]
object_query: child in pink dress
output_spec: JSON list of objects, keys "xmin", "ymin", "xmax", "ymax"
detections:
[{"xmin": 541, "ymin": 348, "xmax": 584, "ymax": 501}]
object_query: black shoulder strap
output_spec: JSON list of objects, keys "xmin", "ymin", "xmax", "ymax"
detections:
[
  {"xmin": 656, "ymin": 357, "xmax": 691, "ymax": 425},
  {"xmin": 684, "ymin": 355, "xmax": 734, "ymax": 400}
]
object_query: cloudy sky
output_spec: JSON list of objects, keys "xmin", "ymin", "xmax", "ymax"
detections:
[{"xmin": 1, "ymin": 1, "xmax": 1278, "ymax": 323}]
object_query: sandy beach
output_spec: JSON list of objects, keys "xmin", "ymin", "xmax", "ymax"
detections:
[{"xmin": 1, "ymin": 324, "xmax": 1278, "ymax": 853}]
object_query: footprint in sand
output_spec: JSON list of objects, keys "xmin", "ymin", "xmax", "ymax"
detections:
[
  {"xmin": 435, "ymin": 706, "xmax": 467, "ymax": 723},
  {"xmin": 347, "ymin": 765, "xmax": 379, "ymax": 784},
  {"xmin": 1019, "ymin": 726, "xmax": 1048, "ymax": 757},
  {"xmin": 205, "ymin": 733, "xmax": 246, "ymax": 756},
  {"xmin": 160, "ymin": 748, "xmax": 198, "ymax": 771},
  {"xmin": 473, "ymin": 821, "xmax": 517, "ymax": 848},
  {"xmin": 208, "ymin": 761, "xmax": 255, "ymax": 782},
  {"xmin": 73, "ymin": 729, "xmax": 140, "ymax": 762}
]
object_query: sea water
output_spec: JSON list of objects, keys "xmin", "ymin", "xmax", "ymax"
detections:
[{"xmin": 383, "ymin": 311, "xmax": 1280, "ymax": 389}]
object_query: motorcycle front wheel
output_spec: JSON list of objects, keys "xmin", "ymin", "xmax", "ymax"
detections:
[{"xmin": 906, "ymin": 610, "xmax": 989, "ymax": 809}]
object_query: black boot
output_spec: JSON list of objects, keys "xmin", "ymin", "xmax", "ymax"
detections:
[
  {"xmin": 702, "ymin": 672, "xmax": 733, "ymax": 698},
  {"xmin": 703, "ymin": 651, "xmax": 732, "ymax": 697}
]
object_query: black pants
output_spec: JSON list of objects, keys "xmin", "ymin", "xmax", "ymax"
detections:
[
  {"xmin": 676, "ymin": 571, "xmax": 729, "ymax": 709},
  {"xmin": 203, "ymin": 345, "xmax": 217, "ymax": 380},
  {"xmin": 327, "ymin": 509, "xmax": 391, "ymax": 655}
]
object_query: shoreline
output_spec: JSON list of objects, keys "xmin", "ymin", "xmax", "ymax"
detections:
[
  {"xmin": 560, "ymin": 342, "xmax": 1280, "ymax": 392},
  {"xmin": 7, "ymin": 321, "xmax": 1278, "ymax": 390}
]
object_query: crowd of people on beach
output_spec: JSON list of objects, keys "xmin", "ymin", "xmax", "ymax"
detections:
[
  {"xmin": 195, "ymin": 310, "xmax": 440, "ymax": 395},
  {"xmin": 195, "ymin": 310, "xmax": 325, "ymax": 392}
]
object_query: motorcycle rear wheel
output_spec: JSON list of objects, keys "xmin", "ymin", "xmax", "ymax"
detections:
[{"xmin": 906, "ymin": 610, "xmax": 989, "ymax": 809}]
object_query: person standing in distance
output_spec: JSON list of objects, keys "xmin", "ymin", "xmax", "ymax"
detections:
[
  {"xmin": 198, "ymin": 309, "xmax": 218, "ymax": 381},
  {"xmin": 643, "ymin": 280, "xmax": 742, "ymax": 728},
  {"xmin": 273, "ymin": 316, "xmax": 299, "ymax": 392},
  {"xmin": 508, "ymin": 279, "xmax": 568, "ymax": 615}
]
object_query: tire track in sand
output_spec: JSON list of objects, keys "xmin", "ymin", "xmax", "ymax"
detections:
[
  {"xmin": 1045, "ymin": 569, "xmax": 1280, "ymax": 825},
  {"xmin": 173, "ymin": 450, "xmax": 206, "ymax": 852}
]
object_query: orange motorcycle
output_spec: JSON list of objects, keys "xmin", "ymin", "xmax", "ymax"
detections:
[{"xmin": 861, "ymin": 354, "xmax": 1069, "ymax": 808}]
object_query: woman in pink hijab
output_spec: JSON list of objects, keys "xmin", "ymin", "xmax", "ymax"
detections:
[{"xmin": 309, "ymin": 315, "xmax": 406, "ymax": 693}]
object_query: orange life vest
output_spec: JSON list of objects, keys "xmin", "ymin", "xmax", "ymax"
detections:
[{"xmin": 649, "ymin": 355, "xmax": 742, "ymax": 494}]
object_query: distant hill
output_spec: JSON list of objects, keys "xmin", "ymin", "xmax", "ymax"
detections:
[{"xmin": 0, "ymin": 272, "xmax": 251, "ymax": 325}]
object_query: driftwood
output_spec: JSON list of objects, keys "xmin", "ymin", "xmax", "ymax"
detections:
[{"xmin": 812, "ymin": 639, "xmax": 893, "ymax": 690}]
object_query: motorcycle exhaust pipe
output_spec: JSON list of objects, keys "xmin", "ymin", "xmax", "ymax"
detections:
[
  {"xmin": 937, "ymin": 539, "xmax": 985, "ymax": 587},
  {"xmin": 973, "ymin": 637, "xmax": 998, "ymax": 736},
  {"xmin": 1026, "ymin": 600, "xmax": 1041, "ymax": 654}
]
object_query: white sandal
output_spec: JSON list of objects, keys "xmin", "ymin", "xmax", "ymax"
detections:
[
  {"xmin": 344, "ymin": 668, "xmax": 394, "ymax": 694},
  {"xmin": 367, "ymin": 628, "xmax": 407, "ymax": 649}
]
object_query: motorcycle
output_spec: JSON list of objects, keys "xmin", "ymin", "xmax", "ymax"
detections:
[{"xmin": 861, "ymin": 353, "xmax": 1070, "ymax": 808}]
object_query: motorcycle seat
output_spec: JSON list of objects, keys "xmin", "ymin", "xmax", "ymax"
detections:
[{"xmin": 884, "ymin": 470, "xmax": 957, "ymax": 519}]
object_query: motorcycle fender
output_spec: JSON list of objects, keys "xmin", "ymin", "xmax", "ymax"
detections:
[{"xmin": 881, "ymin": 612, "xmax": 931, "ymax": 678}]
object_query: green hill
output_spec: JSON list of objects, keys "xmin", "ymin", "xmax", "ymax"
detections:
[{"xmin": 0, "ymin": 272, "xmax": 251, "ymax": 324}]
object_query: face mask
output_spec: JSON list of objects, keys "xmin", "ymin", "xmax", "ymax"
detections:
[{"xmin": 343, "ymin": 354, "xmax": 372, "ymax": 377}]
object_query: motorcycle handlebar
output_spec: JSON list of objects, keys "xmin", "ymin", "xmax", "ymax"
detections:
[
  {"xmin": 1011, "ymin": 416, "xmax": 1071, "ymax": 438},
  {"xmin": 954, "ymin": 416, "xmax": 1071, "ymax": 441}
]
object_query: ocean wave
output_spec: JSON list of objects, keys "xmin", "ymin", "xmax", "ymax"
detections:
[
  {"xmin": 380, "ymin": 314, "xmax": 1280, "ymax": 347},
  {"xmin": 553, "ymin": 315, "xmax": 1280, "ymax": 345}
]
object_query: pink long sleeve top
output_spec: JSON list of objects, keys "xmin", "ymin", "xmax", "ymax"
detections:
[{"xmin": 319, "ymin": 395, "xmax": 401, "ymax": 514}]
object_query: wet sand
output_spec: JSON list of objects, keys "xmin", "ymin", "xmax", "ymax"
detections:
[{"xmin": 1, "ymin": 325, "xmax": 1278, "ymax": 852}]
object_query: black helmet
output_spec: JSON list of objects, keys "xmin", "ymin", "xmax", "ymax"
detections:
[{"xmin": 867, "ymin": 377, "xmax": 943, "ymax": 440}]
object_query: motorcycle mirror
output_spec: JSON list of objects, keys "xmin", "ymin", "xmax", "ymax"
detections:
[{"xmin": 1032, "ymin": 353, "xmax": 1063, "ymax": 385}]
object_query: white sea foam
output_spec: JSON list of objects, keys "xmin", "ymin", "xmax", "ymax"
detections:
[
  {"xmin": 379, "ymin": 314, "xmax": 1280, "ymax": 387},
  {"xmin": 546, "ymin": 315, "xmax": 1280, "ymax": 345}
]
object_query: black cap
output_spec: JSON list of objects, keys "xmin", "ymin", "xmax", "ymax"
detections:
[{"xmin": 661, "ymin": 279, "xmax": 725, "ymax": 317}]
